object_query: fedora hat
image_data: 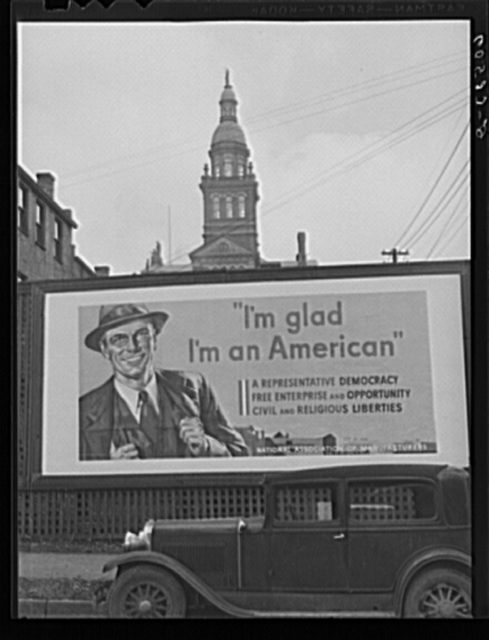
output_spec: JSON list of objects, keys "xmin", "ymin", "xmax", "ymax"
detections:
[{"xmin": 85, "ymin": 303, "xmax": 169, "ymax": 352}]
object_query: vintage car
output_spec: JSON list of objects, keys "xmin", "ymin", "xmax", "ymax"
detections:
[{"xmin": 102, "ymin": 463, "xmax": 471, "ymax": 618}]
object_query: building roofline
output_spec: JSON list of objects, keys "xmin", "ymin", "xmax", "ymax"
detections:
[
  {"xmin": 18, "ymin": 165, "xmax": 78, "ymax": 229},
  {"xmin": 73, "ymin": 254, "xmax": 96, "ymax": 275},
  {"xmin": 189, "ymin": 231, "xmax": 256, "ymax": 259}
]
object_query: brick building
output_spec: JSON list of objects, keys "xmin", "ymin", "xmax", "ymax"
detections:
[{"xmin": 17, "ymin": 166, "xmax": 96, "ymax": 281}]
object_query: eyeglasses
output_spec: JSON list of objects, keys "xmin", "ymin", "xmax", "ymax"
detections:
[{"xmin": 106, "ymin": 327, "xmax": 154, "ymax": 350}]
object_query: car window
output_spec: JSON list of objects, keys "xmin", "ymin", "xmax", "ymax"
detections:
[
  {"xmin": 439, "ymin": 466, "xmax": 471, "ymax": 525},
  {"xmin": 274, "ymin": 484, "xmax": 338, "ymax": 524},
  {"xmin": 348, "ymin": 481, "xmax": 436, "ymax": 525}
]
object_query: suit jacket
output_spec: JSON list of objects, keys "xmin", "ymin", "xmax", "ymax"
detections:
[{"xmin": 79, "ymin": 369, "xmax": 249, "ymax": 460}]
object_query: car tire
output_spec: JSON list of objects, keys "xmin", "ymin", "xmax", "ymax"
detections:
[
  {"xmin": 107, "ymin": 565, "xmax": 186, "ymax": 618},
  {"xmin": 403, "ymin": 567, "xmax": 471, "ymax": 618}
]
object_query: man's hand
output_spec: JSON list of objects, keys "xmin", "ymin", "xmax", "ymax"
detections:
[
  {"xmin": 110, "ymin": 443, "xmax": 140, "ymax": 459},
  {"xmin": 178, "ymin": 417, "xmax": 209, "ymax": 457}
]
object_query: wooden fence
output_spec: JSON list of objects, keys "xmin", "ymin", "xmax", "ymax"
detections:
[{"xmin": 18, "ymin": 486, "xmax": 265, "ymax": 541}]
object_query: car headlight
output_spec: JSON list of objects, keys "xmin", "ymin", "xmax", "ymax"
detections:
[{"xmin": 123, "ymin": 519, "xmax": 155, "ymax": 551}]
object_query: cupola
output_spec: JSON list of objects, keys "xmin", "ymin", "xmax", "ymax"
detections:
[{"xmin": 193, "ymin": 70, "xmax": 261, "ymax": 271}]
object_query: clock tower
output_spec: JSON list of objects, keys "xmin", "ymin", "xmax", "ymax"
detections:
[{"xmin": 190, "ymin": 71, "xmax": 261, "ymax": 270}]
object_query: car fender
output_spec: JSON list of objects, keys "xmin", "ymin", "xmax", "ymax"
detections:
[
  {"xmin": 103, "ymin": 551, "xmax": 257, "ymax": 618},
  {"xmin": 393, "ymin": 546, "xmax": 471, "ymax": 614}
]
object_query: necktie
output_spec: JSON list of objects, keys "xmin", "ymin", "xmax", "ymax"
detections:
[{"xmin": 136, "ymin": 390, "xmax": 159, "ymax": 458}]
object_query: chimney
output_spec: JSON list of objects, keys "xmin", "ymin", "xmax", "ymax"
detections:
[
  {"xmin": 296, "ymin": 232, "xmax": 307, "ymax": 267},
  {"xmin": 36, "ymin": 172, "xmax": 56, "ymax": 200},
  {"xmin": 94, "ymin": 265, "xmax": 111, "ymax": 277}
]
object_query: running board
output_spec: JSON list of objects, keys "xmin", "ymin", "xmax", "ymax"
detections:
[{"xmin": 243, "ymin": 610, "xmax": 396, "ymax": 618}]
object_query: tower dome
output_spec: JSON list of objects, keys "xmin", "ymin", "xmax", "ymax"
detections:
[
  {"xmin": 220, "ymin": 85, "xmax": 237, "ymax": 103},
  {"xmin": 211, "ymin": 121, "xmax": 246, "ymax": 146},
  {"xmin": 211, "ymin": 69, "xmax": 247, "ymax": 147}
]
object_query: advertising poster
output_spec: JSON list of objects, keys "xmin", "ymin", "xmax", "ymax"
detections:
[{"xmin": 42, "ymin": 274, "xmax": 468, "ymax": 474}]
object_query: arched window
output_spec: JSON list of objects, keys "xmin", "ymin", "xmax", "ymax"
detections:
[
  {"xmin": 237, "ymin": 162, "xmax": 244, "ymax": 178},
  {"xmin": 212, "ymin": 195, "xmax": 220, "ymax": 219},
  {"xmin": 226, "ymin": 196, "xmax": 233, "ymax": 218},
  {"xmin": 224, "ymin": 155, "xmax": 233, "ymax": 177},
  {"xmin": 238, "ymin": 194, "xmax": 246, "ymax": 218}
]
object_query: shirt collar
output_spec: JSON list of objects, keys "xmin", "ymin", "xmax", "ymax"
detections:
[{"xmin": 114, "ymin": 374, "xmax": 159, "ymax": 417}]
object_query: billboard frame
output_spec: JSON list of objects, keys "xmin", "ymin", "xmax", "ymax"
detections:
[{"xmin": 17, "ymin": 259, "xmax": 470, "ymax": 490}]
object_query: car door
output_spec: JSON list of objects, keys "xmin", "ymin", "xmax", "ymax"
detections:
[
  {"xmin": 268, "ymin": 479, "xmax": 348, "ymax": 591},
  {"xmin": 346, "ymin": 476, "xmax": 440, "ymax": 591}
]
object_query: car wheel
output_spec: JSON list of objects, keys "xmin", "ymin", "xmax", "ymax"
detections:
[
  {"xmin": 107, "ymin": 565, "xmax": 186, "ymax": 618},
  {"xmin": 403, "ymin": 568, "xmax": 471, "ymax": 618}
]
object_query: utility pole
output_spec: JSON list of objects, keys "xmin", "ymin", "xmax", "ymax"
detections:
[{"xmin": 381, "ymin": 248, "xmax": 409, "ymax": 264}]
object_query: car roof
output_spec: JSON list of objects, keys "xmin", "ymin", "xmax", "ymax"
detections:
[{"xmin": 268, "ymin": 463, "xmax": 454, "ymax": 483}]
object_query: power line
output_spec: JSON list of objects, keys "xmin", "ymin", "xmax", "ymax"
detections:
[
  {"xmin": 169, "ymin": 98, "xmax": 466, "ymax": 263},
  {"xmin": 391, "ymin": 105, "xmax": 466, "ymax": 249},
  {"xmin": 432, "ymin": 215, "xmax": 468, "ymax": 257},
  {"xmin": 411, "ymin": 178, "xmax": 467, "ymax": 255},
  {"xmin": 407, "ymin": 166, "xmax": 469, "ymax": 249},
  {"xmin": 247, "ymin": 51, "xmax": 466, "ymax": 124},
  {"xmin": 62, "ymin": 141, "xmax": 206, "ymax": 188},
  {"xmin": 262, "ymin": 98, "xmax": 466, "ymax": 218},
  {"xmin": 425, "ymin": 188, "xmax": 469, "ymax": 259},
  {"xmin": 62, "ymin": 132, "xmax": 202, "ymax": 180},
  {"xmin": 405, "ymin": 160, "xmax": 470, "ymax": 249},
  {"xmin": 250, "ymin": 67, "xmax": 466, "ymax": 137},
  {"xmin": 61, "ymin": 70, "xmax": 467, "ymax": 189},
  {"xmin": 394, "ymin": 121, "xmax": 470, "ymax": 247},
  {"xmin": 60, "ymin": 51, "xmax": 466, "ymax": 183},
  {"xmin": 168, "ymin": 95, "xmax": 467, "ymax": 264}
]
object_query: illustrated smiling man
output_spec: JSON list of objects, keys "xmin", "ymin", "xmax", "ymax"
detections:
[{"xmin": 79, "ymin": 303, "xmax": 249, "ymax": 460}]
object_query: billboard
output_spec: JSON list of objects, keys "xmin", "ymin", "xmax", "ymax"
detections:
[{"xmin": 42, "ymin": 271, "xmax": 468, "ymax": 475}]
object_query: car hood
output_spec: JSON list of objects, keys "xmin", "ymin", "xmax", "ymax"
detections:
[{"xmin": 152, "ymin": 516, "xmax": 264, "ymax": 535}]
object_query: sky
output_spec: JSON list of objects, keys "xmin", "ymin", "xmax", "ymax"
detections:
[{"xmin": 18, "ymin": 20, "xmax": 470, "ymax": 275}]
